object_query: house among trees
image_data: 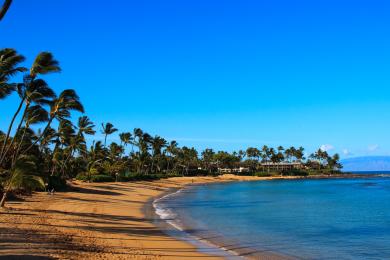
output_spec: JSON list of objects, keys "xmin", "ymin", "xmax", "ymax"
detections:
[
  {"xmin": 259, "ymin": 162, "xmax": 304, "ymax": 171},
  {"xmin": 218, "ymin": 167, "xmax": 250, "ymax": 173}
]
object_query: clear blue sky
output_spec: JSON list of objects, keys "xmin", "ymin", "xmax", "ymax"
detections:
[{"xmin": 1, "ymin": 0, "xmax": 390, "ymax": 158}]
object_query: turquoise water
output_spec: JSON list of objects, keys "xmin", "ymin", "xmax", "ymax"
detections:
[{"xmin": 156, "ymin": 177, "xmax": 390, "ymax": 259}]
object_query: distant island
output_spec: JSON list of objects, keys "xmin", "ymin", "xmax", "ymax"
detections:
[{"xmin": 341, "ymin": 156, "xmax": 390, "ymax": 172}]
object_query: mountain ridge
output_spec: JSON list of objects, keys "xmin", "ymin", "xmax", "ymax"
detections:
[{"xmin": 341, "ymin": 156, "xmax": 390, "ymax": 172}]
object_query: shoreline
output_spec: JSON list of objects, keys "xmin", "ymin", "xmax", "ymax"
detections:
[
  {"xmin": 0, "ymin": 174, "xmax": 385, "ymax": 259},
  {"xmin": 146, "ymin": 186, "xmax": 245, "ymax": 259},
  {"xmin": 148, "ymin": 184, "xmax": 291, "ymax": 260}
]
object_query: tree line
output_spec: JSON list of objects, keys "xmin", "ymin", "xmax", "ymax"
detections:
[{"xmin": 0, "ymin": 49, "xmax": 342, "ymax": 207}]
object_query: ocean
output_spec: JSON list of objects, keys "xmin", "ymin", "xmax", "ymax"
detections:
[{"xmin": 154, "ymin": 175, "xmax": 390, "ymax": 259}]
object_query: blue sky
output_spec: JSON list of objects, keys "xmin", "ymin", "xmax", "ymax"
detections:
[{"xmin": 1, "ymin": 0, "xmax": 390, "ymax": 157}]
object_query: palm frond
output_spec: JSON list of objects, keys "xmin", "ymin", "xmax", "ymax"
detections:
[
  {"xmin": 25, "ymin": 105, "xmax": 49, "ymax": 126},
  {"xmin": 30, "ymin": 52, "xmax": 61, "ymax": 77},
  {"xmin": 6, "ymin": 155, "xmax": 45, "ymax": 192}
]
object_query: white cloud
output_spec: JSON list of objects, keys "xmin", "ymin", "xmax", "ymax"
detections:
[
  {"xmin": 343, "ymin": 148, "xmax": 353, "ymax": 156},
  {"xmin": 320, "ymin": 144, "xmax": 334, "ymax": 152},
  {"xmin": 368, "ymin": 144, "xmax": 379, "ymax": 152}
]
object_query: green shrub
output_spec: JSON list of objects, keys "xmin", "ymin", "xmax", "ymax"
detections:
[
  {"xmin": 254, "ymin": 172, "xmax": 273, "ymax": 177},
  {"xmin": 119, "ymin": 172, "xmax": 161, "ymax": 181},
  {"xmin": 90, "ymin": 175, "xmax": 115, "ymax": 182},
  {"xmin": 282, "ymin": 169, "xmax": 309, "ymax": 176},
  {"xmin": 75, "ymin": 173, "xmax": 88, "ymax": 181},
  {"xmin": 75, "ymin": 174, "xmax": 115, "ymax": 182},
  {"xmin": 164, "ymin": 172, "xmax": 182, "ymax": 178},
  {"xmin": 47, "ymin": 175, "xmax": 67, "ymax": 191},
  {"xmin": 233, "ymin": 171, "xmax": 255, "ymax": 176}
]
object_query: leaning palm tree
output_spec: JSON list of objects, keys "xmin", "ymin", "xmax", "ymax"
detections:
[
  {"xmin": 0, "ymin": 79, "xmax": 56, "ymax": 164},
  {"xmin": 75, "ymin": 116, "xmax": 95, "ymax": 158},
  {"xmin": 0, "ymin": 0, "xmax": 12, "ymax": 21},
  {"xmin": 1, "ymin": 155, "xmax": 45, "ymax": 207},
  {"xmin": 0, "ymin": 52, "xmax": 59, "ymax": 163},
  {"xmin": 119, "ymin": 132, "xmax": 132, "ymax": 158},
  {"xmin": 101, "ymin": 122, "xmax": 118, "ymax": 146},
  {"xmin": 77, "ymin": 116, "xmax": 96, "ymax": 138},
  {"xmin": 22, "ymin": 89, "xmax": 84, "ymax": 154},
  {"xmin": 11, "ymin": 105, "xmax": 49, "ymax": 164},
  {"xmin": 119, "ymin": 132, "xmax": 132, "ymax": 147},
  {"xmin": 0, "ymin": 48, "xmax": 26, "ymax": 99}
]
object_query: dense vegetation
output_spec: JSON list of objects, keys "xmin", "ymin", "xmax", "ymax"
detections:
[{"xmin": 0, "ymin": 49, "xmax": 342, "ymax": 207}]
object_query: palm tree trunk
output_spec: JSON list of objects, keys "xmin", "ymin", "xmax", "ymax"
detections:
[
  {"xmin": 0, "ymin": 188, "xmax": 9, "ymax": 207},
  {"xmin": 166, "ymin": 158, "xmax": 170, "ymax": 172},
  {"xmin": 0, "ymin": 0, "xmax": 12, "ymax": 21},
  {"xmin": 151, "ymin": 156, "xmax": 155, "ymax": 173},
  {"xmin": 0, "ymin": 97, "xmax": 25, "ymax": 162},
  {"xmin": 0, "ymin": 167, "xmax": 17, "ymax": 207},
  {"xmin": 11, "ymin": 126, "xmax": 28, "ymax": 165},
  {"xmin": 22, "ymin": 116, "xmax": 54, "ymax": 154},
  {"xmin": 1, "ymin": 103, "xmax": 30, "ymax": 165}
]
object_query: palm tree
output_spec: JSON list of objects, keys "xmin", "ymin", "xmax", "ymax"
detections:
[
  {"xmin": 261, "ymin": 145, "xmax": 270, "ymax": 162},
  {"xmin": 150, "ymin": 136, "xmax": 167, "ymax": 173},
  {"xmin": 1, "ymin": 155, "xmax": 45, "ymax": 207},
  {"xmin": 101, "ymin": 122, "xmax": 118, "ymax": 146},
  {"xmin": 119, "ymin": 132, "xmax": 132, "ymax": 156},
  {"xmin": 1, "ymin": 52, "xmax": 59, "ymax": 163},
  {"xmin": 295, "ymin": 146, "xmax": 305, "ymax": 162},
  {"xmin": 310, "ymin": 148, "xmax": 328, "ymax": 170},
  {"xmin": 166, "ymin": 140, "xmax": 178, "ymax": 172},
  {"xmin": 284, "ymin": 147, "xmax": 293, "ymax": 162},
  {"xmin": 201, "ymin": 148, "xmax": 215, "ymax": 174},
  {"xmin": 22, "ymin": 89, "xmax": 84, "ymax": 155},
  {"xmin": 0, "ymin": 49, "xmax": 26, "ymax": 162},
  {"xmin": 38, "ymin": 126, "xmax": 56, "ymax": 153},
  {"xmin": 180, "ymin": 147, "xmax": 198, "ymax": 176},
  {"xmin": 246, "ymin": 147, "xmax": 260, "ymax": 161},
  {"xmin": 238, "ymin": 150, "xmax": 246, "ymax": 161},
  {"xmin": 0, "ymin": 0, "xmax": 12, "ymax": 21},
  {"xmin": 77, "ymin": 116, "xmax": 96, "ymax": 138},
  {"xmin": 74, "ymin": 116, "xmax": 95, "ymax": 159},
  {"xmin": 11, "ymin": 105, "xmax": 49, "ymax": 164},
  {"xmin": 0, "ymin": 48, "xmax": 26, "ymax": 99},
  {"xmin": 246, "ymin": 147, "xmax": 260, "ymax": 170},
  {"xmin": 327, "ymin": 153, "xmax": 342, "ymax": 173},
  {"xmin": 0, "ymin": 79, "xmax": 56, "ymax": 164},
  {"xmin": 132, "ymin": 128, "xmax": 143, "ymax": 153},
  {"xmin": 119, "ymin": 132, "xmax": 131, "ymax": 147}
]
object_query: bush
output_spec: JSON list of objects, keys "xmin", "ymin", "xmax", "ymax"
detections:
[
  {"xmin": 282, "ymin": 169, "xmax": 309, "ymax": 176},
  {"xmin": 254, "ymin": 171, "xmax": 273, "ymax": 177},
  {"xmin": 75, "ymin": 174, "xmax": 115, "ymax": 182},
  {"xmin": 91, "ymin": 175, "xmax": 115, "ymax": 182},
  {"xmin": 47, "ymin": 175, "xmax": 67, "ymax": 191},
  {"xmin": 119, "ymin": 172, "xmax": 163, "ymax": 181},
  {"xmin": 75, "ymin": 173, "xmax": 88, "ymax": 181},
  {"xmin": 235, "ymin": 171, "xmax": 255, "ymax": 176}
]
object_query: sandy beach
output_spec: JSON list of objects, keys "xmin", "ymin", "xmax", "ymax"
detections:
[{"xmin": 0, "ymin": 175, "xmax": 302, "ymax": 259}]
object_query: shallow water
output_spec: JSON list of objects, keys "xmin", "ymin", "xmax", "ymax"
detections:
[{"xmin": 155, "ymin": 177, "xmax": 390, "ymax": 259}]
